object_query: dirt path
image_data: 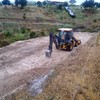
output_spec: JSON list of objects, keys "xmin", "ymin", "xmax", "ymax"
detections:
[
  {"xmin": 0, "ymin": 32, "xmax": 94, "ymax": 98},
  {"xmin": 0, "ymin": 17, "xmax": 66, "ymax": 24}
]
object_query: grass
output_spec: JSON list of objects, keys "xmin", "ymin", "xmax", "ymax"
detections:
[
  {"xmin": 0, "ymin": 23, "xmax": 61, "ymax": 47},
  {"xmin": 0, "ymin": 6, "xmax": 100, "ymax": 47},
  {"xmin": 31, "ymin": 36, "xmax": 100, "ymax": 100},
  {"xmin": 0, "ymin": 27, "xmax": 29, "ymax": 47}
]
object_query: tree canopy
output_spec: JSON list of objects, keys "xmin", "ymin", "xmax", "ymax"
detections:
[
  {"xmin": 43, "ymin": 1, "xmax": 47, "ymax": 6},
  {"xmin": 95, "ymin": 2, "xmax": 100, "ymax": 8},
  {"xmin": 14, "ymin": 0, "xmax": 27, "ymax": 9},
  {"xmin": 2, "ymin": 0, "xmax": 10, "ymax": 6},
  {"xmin": 15, "ymin": 0, "xmax": 19, "ymax": 7},
  {"xmin": 57, "ymin": 4, "xmax": 63, "ymax": 10},
  {"xmin": 69, "ymin": 0, "xmax": 76, "ymax": 5},
  {"xmin": 19, "ymin": 0, "xmax": 27, "ymax": 9},
  {"xmin": 82, "ymin": 0, "xmax": 95, "ymax": 8},
  {"xmin": 63, "ymin": 2, "xmax": 68, "ymax": 7},
  {"xmin": 37, "ymin": 1, "xmax": 42, "ymax": 7}
]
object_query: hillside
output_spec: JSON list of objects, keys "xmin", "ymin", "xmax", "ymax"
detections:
[
  {"xmin": 0, "ymin": 5, "xmax": 100, "ymax": 100},
  {"xmin": 0, "ymin": 5, "xmax": 100, "ymax": 48},
  {"xmin": 0, "ymin": 5, "xmax": 100, "ymax": 32}
]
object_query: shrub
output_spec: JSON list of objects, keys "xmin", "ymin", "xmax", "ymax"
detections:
[
  {"xmin": 40, "ymin": 31, "xmax": 45, "ymax": 36},
  {"xmin": 20, "ymin": 27, "xmax": 27, "ymax": 34},
  {"xmin": 4, "ymin": 30, "xmax": 12, "ymax": 37},
  {"xmin": 30, "ymin": 31, "xmax": 37, "ymax": 38},
  {"xmin": 0, "ymin": 40, "xmax": 10, "ymax": 47},
  {"xmin": 57, "ymin": 4, "xmax": 63, "ymax": 10},
  {"xmin": 11, "ymin": 33, "xmax": 25, "ymax": 42},
  {"xmin": 93, "ymin": 19, "xmax": 97, "ymax": 23},
  {"xmin": 0, "ymin": 34, "xmax": 5, "ymax": 39},
  {"xmin": 48, "ymin": 26, "xmax": 58, "ymax": 34}
]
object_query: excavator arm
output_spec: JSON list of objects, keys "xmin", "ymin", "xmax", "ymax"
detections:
[{"xmin": 45, "ymin": 32, "xmax": 58, "ymax": 57}]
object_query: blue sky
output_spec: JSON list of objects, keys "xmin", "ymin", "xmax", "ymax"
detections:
[{"xmin": 0, "ymin": 0, "xmax": 100, "ymax": 5}]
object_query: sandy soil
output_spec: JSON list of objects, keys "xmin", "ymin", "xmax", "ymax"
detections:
[
  {"xmin": 0, "ymin": 32, "xmax": 95, "ymax": 99},
  {"xmin": 32, "ymin": 33, "xmax": 100, "ymax": 100}
]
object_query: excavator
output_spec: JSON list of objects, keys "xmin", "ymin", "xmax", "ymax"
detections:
[{"xmin": 45, "ymin": 28, "xmax": 81, "ymax": 57}]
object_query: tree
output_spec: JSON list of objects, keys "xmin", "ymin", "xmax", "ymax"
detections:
[
  {"xmin": 0, "ymin": 2, "xmax": 2, "ymax": 5},
  {"xmin": 37, "ymin": 1, "xmax": 42, "ymax": 7},
  {"xmin": 69, "ymin": 0, "xmax": 76, "ymax": 5},
  {"xmin": 63, "ymin": 2, "xmax": 68, "ymax": 7},
  {"xmin": 19, "ymin": 0, "xmax": 27, "ymax": 9},
  {"xmin": 43, "ymin": 1, "xmax": 47, "ymax": 6},
  {"xmin": 95, "ymin": 2, "xmax": 100, "ymax": 8},
  {"xmin": 82, "ymin": 0, "xmax": 97, "ymax": 13},
  {"xmin": 82, "ymin": 0, "xmax": 95, "ymax": 8},
  {"xmin": 2, "ymin": 0, "xmax": 11, "ymax": 8},
  {"xmin": 15, "ymin": 0, "xmax": 19, "ymax": 7},
  {"xmin": 57, "ymin": 4, "xmax": 63, "ymax": 10}
]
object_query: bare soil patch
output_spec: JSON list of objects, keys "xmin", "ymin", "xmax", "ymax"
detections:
[{"xmin": 0, "ymin": 32, "xmax": 97, "ymax": 99}]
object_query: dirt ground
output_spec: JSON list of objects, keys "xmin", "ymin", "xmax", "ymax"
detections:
[
  {"xmin": 0, "ymin": 32, "xmax": 98, "ymax": 100},
  {"xmin": 33, "ymin": 33, "xmax": 100, "ymax": 100}
]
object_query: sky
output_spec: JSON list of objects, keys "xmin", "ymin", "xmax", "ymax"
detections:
[{"xmin": 0, "ymin": 0, "xmax": 100, "ymax": 5}]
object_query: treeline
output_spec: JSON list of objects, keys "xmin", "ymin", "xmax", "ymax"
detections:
[
  {"xmin": 82, "ymin": 0, "xmax": 100, "ymax": 13},
  {"xmin": 0, "ymin": 0, "xmax": 100, "ymax": 10},
  {"xmin": 82, "ymin": 0, "xmax": 100, "ymax": 8},
  {"xmin": 1, "ymin": 0, "xmax": 27, "ymax": 9}
]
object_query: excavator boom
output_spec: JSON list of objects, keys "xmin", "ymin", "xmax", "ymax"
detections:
[
  {"xmin": 45, "ymin": 33, "xmax": 58, "ymax": 57},
  {"xmin": 45, "ymin": 28, "xmax": 81, "ymax": 58}
]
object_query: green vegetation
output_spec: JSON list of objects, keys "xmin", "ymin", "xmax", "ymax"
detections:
[
  {"xmin": 19, "ymin": 0, "xmax": 27, "ymax": 9},
  {"xmin": 0, "ymin": 4, "xmax": 100, "ymax": 47},
  {"xmin": 0, "ymin": 22, "xmax": 61, "ymax": 47},
  {"xmin": 37, "ymin": 1, "xmax": 42, "ymax": 7},
  {"xmin": 14, "ymin": 0, "xmax": 27, "ymax": 9},
  {"xmin": 30, "ymin": 31, "xmax": 37, "ymax": 38},
  {"xmin": 2, "ymin": 0, "xmax": 11, "ymax": 8},
  {"xmin": 0, "ymin": 27, "xmax": 29, "ymax": 47},
  {"xmin": 82, "ymin": 0, "xmax": 97, "ymax": 13}
]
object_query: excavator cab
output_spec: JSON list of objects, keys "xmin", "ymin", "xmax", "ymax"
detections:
[
  {"xmin": 45, "ymin": 28, "xmax": 81, "ymax": 57},
  {"xmin": 57, "ymin": 28, "xmax": 74, "ymax": 44}
]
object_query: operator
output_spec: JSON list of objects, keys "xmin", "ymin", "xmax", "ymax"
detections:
[{"xmin": 55, "ymin": 30, "xmax": 65, "ymax": 44}]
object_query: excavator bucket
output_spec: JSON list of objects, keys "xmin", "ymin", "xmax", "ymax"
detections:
[
  {"xmin": 45, "ymin": 33, "xmax": 53, "ymax": 58},
  {"xmin": 45, "ymin": 49, "xmax": 52, "ymax": 58}
]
